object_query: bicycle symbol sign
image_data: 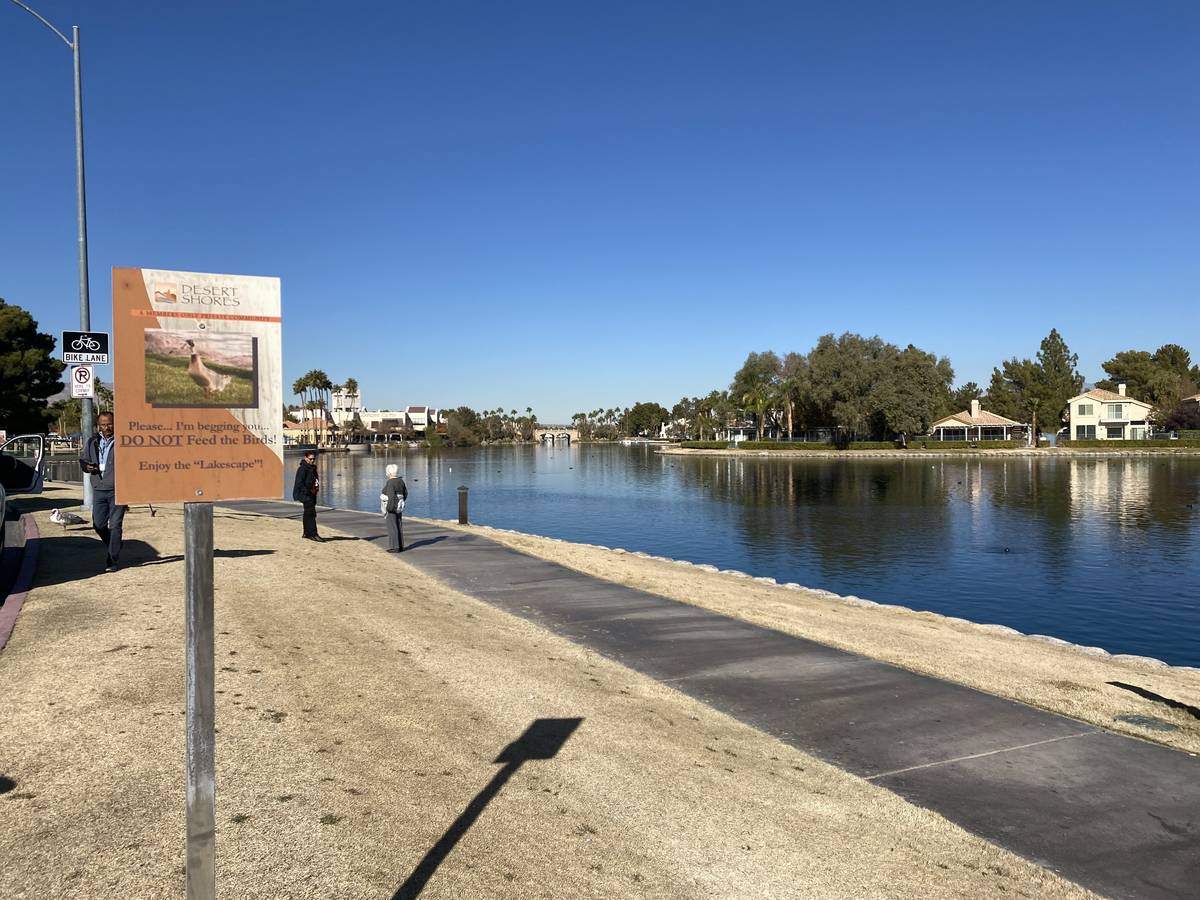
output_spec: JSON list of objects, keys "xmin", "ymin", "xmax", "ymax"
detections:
[
  {"xmin": 62, "ymin": 330, "xmax": 109, "ymax": 364},
  {"xmin": 71, "ymin": 335, "xmax": 101, "ymax": 351}
]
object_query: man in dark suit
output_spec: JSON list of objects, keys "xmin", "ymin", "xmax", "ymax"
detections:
[{"xmin": 292, "ymin": 450, "xmax": 323, "ymax": 541}]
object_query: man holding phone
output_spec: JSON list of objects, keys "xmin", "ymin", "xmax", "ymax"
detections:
[{"xmin": 80, "ymin": 411, "xmax": 127, "ymax": 572}]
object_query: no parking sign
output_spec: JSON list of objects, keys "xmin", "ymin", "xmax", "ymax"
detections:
[{"xmin": 70, "ymin": 365, "xmax": 95, "ymax": 399}]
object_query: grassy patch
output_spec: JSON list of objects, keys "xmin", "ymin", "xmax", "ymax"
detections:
[{"xmin": 144, "ymin": 353, "xmax": 254, "ymax": 406}]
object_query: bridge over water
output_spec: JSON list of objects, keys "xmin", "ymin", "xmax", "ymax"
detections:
[{"xmin": 534, "ymin": 426, "xmax": 580, "ymax": 445}]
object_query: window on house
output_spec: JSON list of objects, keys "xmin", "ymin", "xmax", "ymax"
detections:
[
  {"xmin": 1106, "ymin": 425, "xmax": 1124, "ymax": 439},
  {"xmin": 1105, "ymin": 404, "xmax": 1124, "ymax": 419},
  {"xmin": 1075, "ymin": 425, "xmax": 1096, "ymax": 440},
  {"xmin": 1077, "ymin": 403, "xmax": 1093, "ymax": 416}
]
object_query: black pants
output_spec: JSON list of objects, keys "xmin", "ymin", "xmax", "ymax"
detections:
[
  {"xmin": 302, "ymin": 498, "xmax": 318, "ymax": 537},
  {"xmin": 92, "ymin": 491, "xmax": 128, "ymax": 563},
  {"xmin": 385, "ymin": 511, "xmax": 403, "ymax": 550}
]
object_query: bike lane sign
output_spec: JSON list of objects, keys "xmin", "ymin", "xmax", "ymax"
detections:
[{"xmin": 63, "ymin": 330, "xmax": 110, "ymax": 364}]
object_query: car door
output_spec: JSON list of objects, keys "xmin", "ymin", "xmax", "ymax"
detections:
[
  {"xmin": 1, "ymin": 434, "xmax": 46, "ymax": 496},
  {"xmin": 0, "ymin": 434, "xmax": 46, "ymax": 552}
]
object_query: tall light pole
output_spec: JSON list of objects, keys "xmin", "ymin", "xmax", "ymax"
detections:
[{"xmin": 7, "ymin": 1, "xmax": 94, "ymax": 508}]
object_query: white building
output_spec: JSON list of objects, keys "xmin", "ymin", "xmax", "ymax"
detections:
[
  {"xmin": 929, "ymin": 399, "xmax": 1026, "ymax": 442},
  {"xmin": 331, "ymin": 387, "xmax": 361, "ymax": 427},
  {"xmin": 326, "ymin": 389, "xmax": 443, "ymax": 437},
  {"xmin": 1065, "ymin": 384, "xmax": 1154, "ymax": 440}
]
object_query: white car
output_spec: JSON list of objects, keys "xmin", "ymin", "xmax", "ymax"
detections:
[{"xmin": 1, "ymin": 435, "xmax": 46, "ymax": 552}]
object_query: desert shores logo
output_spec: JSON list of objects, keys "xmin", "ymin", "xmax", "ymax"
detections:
[{"xmin": 151, "ymin": 282, "xmax": 241, "ymax": 308}]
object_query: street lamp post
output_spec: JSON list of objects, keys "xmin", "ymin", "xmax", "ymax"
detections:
[{"xmin": 7, "ymin": 1, "xmax": 94, "ymax": 509}]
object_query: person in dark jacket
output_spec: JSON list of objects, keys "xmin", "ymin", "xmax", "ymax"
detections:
[
  {"xmin": 79, "ymin": 411, "xmax": 127, "ymax": 572},
  {"xmin": 380, "ymin": 463, "xmax": 408, "ymax": 552},
  {"xmin": 292, "ymin": 450, "xmax": 322, "ymax": 541}
]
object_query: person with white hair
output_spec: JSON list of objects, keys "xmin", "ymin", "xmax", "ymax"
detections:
[{"xmin": 380, "ymin": 463, "xmax": 408, "ymax": 552}]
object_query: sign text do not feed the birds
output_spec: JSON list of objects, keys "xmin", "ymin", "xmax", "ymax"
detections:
[{"xmin": 112, "ymin": 268, "xmax": 284, "ymax": 504}]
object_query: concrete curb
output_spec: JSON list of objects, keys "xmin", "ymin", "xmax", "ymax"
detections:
[{"xmin": 0, "ymin": 515, "xmax": 41, "ymax": 652}]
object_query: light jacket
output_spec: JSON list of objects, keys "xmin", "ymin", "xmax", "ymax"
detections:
[{"xmin": 80, "ymin": 434, "xmax": 117, "ymax": 493}]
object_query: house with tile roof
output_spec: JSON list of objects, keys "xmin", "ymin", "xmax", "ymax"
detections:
[
  {"xmin": 1065, "ymin": 384, "xmax": 1154, "ymax": 440},
  {"xmin": 928, "ymin": 399, "xmax": 1026, "ymax": 442}
]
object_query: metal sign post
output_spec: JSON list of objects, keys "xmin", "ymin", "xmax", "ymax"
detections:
[{"xmin": 184, "ymin": 502, "xmax": 216, "ymax": 900}]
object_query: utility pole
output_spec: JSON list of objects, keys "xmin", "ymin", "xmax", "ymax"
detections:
[{"xmin": 7, "ymin": 2, "xmax": 94, "ymax": 507}]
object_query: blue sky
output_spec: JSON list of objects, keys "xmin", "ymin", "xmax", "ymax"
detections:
[{"xmin": 3, "ymin": 1, "xmax": 1197, "ymax": 422}]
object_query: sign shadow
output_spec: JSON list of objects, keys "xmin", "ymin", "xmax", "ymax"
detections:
[{"xmin": 390, "ymin": 717, "xmax": 583, "ymax": 900}]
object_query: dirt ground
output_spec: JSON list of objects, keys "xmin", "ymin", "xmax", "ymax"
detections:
[
  {"xmin": 433, "ymin": 519, "xmax": 1200, "ymax": 755},
  {"xmin": 0, "ymin": 486, "xmax": 1097, "ymax": 899}
]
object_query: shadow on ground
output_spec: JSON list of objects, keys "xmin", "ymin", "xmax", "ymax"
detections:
[
  {"xmin": 402, "ymin": 536, "xmax": 448, "ymax": 551},
  {"xmin": 29, "ymin": 535, "xmax": 274, "ymax": 589},
  {"xmin": 390, "ymin": 718, "xmax": 584, "ymax": 899},
  {"xmin": 9, "ymin": 491, "xmax": 84, "ymax": 517},
  {"xmin": 1109, "ymin": 681, "xmax": 1200, "ymax": 721}
]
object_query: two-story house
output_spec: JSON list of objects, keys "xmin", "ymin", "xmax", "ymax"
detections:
[{"xmin": 1065, "ymin": 384, "xmax": 1154, "ymax": 440}]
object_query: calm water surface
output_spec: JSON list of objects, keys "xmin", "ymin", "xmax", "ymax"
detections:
[{"xmin": 303, "ymin": 446, "xmax": 1200, "ymax": 666}]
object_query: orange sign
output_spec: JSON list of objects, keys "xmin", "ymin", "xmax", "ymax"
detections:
[{"xmin": 112, "ymin": 268, "xmax": 283, "ymax": 504}]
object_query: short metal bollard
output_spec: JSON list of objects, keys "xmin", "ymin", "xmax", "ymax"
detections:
[{"xmin": 457, "ymin": 485, "xmax": 469, "ymax": 524}]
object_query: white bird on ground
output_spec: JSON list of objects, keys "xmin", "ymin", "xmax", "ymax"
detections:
[
  {"xmin": 185, "ymin": 339, "xmax": 233, "ymax": 398},
  {"xmin": 50, "ymin": 508, "xmax": 86, "ymax": 530}
]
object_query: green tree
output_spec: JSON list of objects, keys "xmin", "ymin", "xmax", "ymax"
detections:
[
  {"xmin": 985, "ymin": 330, "xmax": 1083, "ymax": 436},
  {"xmin": 1095, "ymin": 350, "xmax": 1166, "ymax": 404},
  {"xmin": 669, "ymin": 397, "xmax": 698, "ymax": 440},
  {"xmin": 985, "ymin": 359, "xmax": 1041, "ymax": 429},
  {"xmin": 571, "ymin": 412, "xmax": 594, "ymax": 441},
  {"xmin": 445, "ymin": 406, "xmax": 482, "ymax": 446},
  {"xmin": 1033, "ymin": 329, "xmax": 1084, "ymax": 434},
  {"xmin": 882, "ymin": 345, "xmax": 955, "ymax": 436},
  {"xmin": 805, "ymin": 333, "xmax": 893, "ymax": 436},
  {"xmin": 623, "ymin": 401, "xmax": 670, "ymax": 437},
  {"xmin": 0, "ymin": 298, "xmax": 65, "ymax": 433},
  {"xmin": 778, "ymin": 352, "xmax": 808, "ymax": 439},
  {"xmin": 731, "ymin": 351, "xmax": 782, "ymax": 440},
  {"xmin": 49, "ymin": 384, "xmax": 113, "ymax": 435},
  {"xmin": 949, "ymin": 382, "xmax": 982, "ymax": 413},
  {"xmin": 1097, "ymin": 344, "xmax": 1197, "ymax": 410}
]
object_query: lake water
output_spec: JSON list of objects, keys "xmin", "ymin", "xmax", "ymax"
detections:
[{"xmin": 305, "ymin": 446, "xmax": 1200, "ymax": 665}]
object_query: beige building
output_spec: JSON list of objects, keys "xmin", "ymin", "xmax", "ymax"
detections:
[
  {"xmin": 1065, "ymin": 384, "xmax": 1154, "ymax": 440},
  {"xmin": 929, "ymin": 399, "xmax": 1025, "ymax": 442}
]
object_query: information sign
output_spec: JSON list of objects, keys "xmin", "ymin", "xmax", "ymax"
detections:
[{"xmin": 112, "ymin": 268, "xmax": 283, "ymax": 504}]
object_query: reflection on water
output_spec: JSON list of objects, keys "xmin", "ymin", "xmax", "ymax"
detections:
[{"xmin": 303, "ymin": 446, "xmax": 1200, "ymax": 665}]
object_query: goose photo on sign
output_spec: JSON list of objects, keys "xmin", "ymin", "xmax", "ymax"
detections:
[{"xmin": 143, "ymin": 330, "xmax": 258, "ymax": 407}]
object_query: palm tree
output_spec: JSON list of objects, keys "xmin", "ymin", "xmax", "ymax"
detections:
[
  {"xmin": 341, "ymin": 378, "xmax": 359, "ymax": 438},
  {"xmin": 292, "ymin": 373, "xmax": 314, "ymax": 443},
  {"xmin": 742, "ymin": 384, "xmax": 771, "ymax": 441}
]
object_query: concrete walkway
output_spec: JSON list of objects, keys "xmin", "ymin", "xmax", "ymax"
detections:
[{"xmin": 226, "ymin": 500, "xmax": 1199, "ymax": 899}]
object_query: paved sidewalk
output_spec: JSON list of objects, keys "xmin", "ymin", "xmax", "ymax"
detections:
[{"xmin": 226, "ymin": 500, "xmax": 1199, "ymax": 899}]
